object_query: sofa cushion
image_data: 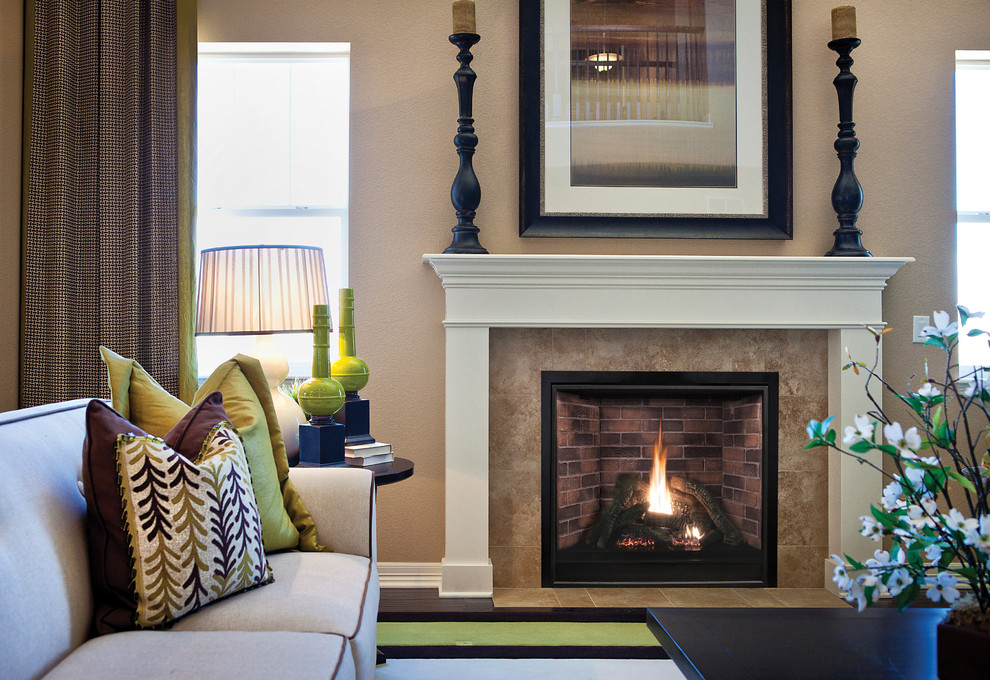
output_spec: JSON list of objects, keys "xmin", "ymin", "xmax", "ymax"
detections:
[
  {"xmin": 171, "ymin": 551, "xmax": 372, "ymax": 637},
  {"xmin": 43, "ymin": 630, "xmax": 355, "ymax": 679},
  {"xmin": 100, "ymin": 346, "xmax": 323, "ymax": 553},
  {"xmin": 83, "ymin": 397, "xmax": 272, "ymax": 633}
]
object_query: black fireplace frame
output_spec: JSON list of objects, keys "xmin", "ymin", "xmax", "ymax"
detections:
[{"xmin": 541, "ymin": 370, "xmax": 779, "ymax": 588}]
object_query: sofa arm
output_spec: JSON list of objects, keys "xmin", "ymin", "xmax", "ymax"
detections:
[{"xmin": 288, "ymin": 466, "xmax": 376, "ymax": 561}]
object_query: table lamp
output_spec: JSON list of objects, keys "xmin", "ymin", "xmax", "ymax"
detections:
[{"xmin": 195, "ymin": 245, "xmax": 330, "ymax": 464}]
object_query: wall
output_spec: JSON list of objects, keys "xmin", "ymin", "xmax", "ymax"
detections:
[
  {"xmin": 0, "ymin": 0, "xmax": 22, "ymax": 412},
  {"xmin": 2, "ymin": 1, "xmax": 985, "ymax": 566}
]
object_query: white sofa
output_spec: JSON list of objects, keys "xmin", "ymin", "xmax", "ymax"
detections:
[{"xmin": 0, "ymin": 399, "xmax": 379, "ymax": 680}]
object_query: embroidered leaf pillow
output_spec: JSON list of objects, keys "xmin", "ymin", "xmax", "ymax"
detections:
[
  {"xmin": 82, "ymin": 395, "xmax": 272, "ymax": 633},
  {"xmin": 118, "ymin": 422, "xmax": 272, "ymax": 627}
]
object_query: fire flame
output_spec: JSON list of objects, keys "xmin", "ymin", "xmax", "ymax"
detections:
[{"xmin": 648, "ymin": 419, "xmax": 673, "ymax": 514}]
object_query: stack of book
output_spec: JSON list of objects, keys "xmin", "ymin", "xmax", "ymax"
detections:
[{"xmin": 344, "ymin": 441, "xmax": 393, "ymax": 467}]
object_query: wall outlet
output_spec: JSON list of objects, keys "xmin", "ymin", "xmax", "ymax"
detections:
[{"xmin": 913, "ymin": 315, "xmax": 930, "ymax": 343}]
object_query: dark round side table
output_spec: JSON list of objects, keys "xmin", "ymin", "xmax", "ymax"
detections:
[{"xmin": 364, "ymin": 456, "xmax": 414, "ymax": 486}]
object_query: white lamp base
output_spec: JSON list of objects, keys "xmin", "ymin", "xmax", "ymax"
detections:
[{"xmin": 249, "ymin": 335, "xmax": 306, "ymax": 465}]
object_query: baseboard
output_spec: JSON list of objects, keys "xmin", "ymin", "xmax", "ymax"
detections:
[{"xmin": 378, "ymin": 562, "xmax": 443, "ymax": 589}]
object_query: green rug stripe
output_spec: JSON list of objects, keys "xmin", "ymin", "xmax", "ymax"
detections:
[{"xmin": 377, "ymin": 621, "xmax": 661, "ymax": 648}]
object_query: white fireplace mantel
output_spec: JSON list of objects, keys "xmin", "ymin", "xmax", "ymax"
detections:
[{"xmin": 424, "ymin": 254, "xmax": 913, "ymax": 597}]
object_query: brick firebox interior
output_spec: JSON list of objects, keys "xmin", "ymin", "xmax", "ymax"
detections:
[{"xmin": 555, "ymin": 391, "xmax": 764, "ymax": 551}]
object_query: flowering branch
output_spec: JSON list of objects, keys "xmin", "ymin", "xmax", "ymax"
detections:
[{"xmin": 806, "ymin": 307, "xmax": 990, "ymax": 622}]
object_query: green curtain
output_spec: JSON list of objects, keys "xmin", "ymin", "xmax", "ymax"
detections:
[{"xmin": 21, "ymin": 0, "xmax": 197, "ymax": 406}]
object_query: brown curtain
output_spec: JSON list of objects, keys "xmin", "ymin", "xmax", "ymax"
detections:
[{"xmin": 21, "ymin": 0, "xmax": 197, "ymax": 407}]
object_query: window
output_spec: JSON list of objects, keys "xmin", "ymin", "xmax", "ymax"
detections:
[
  {"xmin": 956, "ymin": 50, "xmax": 990, "ymax": 370},
  {"xmin": 196, "ymin": 43, "xmax": 350, "ymax": 378}
]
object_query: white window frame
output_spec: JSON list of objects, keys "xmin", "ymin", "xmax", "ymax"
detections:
[{"xmin": 196, "ymin": 42, "xmax": 351, "ymax": 379}]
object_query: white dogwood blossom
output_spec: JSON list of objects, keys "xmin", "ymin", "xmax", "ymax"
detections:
[
  {"xmin": 921, "ymin": 310, "xmax": 958, "ymax": 339},
  {"xmin": 965, "ymin": 515, "xmax": 990, "ymax": 554},
  {"xmin": 842, "ymin": 414, "xmax": 875, "ymax": 446},
  {"xmin": 883, "ymin": 422, "xmax": 922, "ymax": 455},
  {"xmin": 881, "ymin": 480, "xmax": 904, "ymax": 511},
  {"xmin": 945, "ymin": 508, "xmax": 979, "ymax": 535},
  {"xmin": 925, "ymin": 572, "xmax": 961, "ymax": 604},
  {"xmin": 860, "ymin": 515, "xmax": 883, "ymax": 541}
]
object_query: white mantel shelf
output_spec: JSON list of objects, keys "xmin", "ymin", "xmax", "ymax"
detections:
[
  {"xmin": 423, "ymin": 253, "xmax": 913, "ymax": 598},
  {"xmin": 424, "ymin": 254, "xmax": 913, "ymax": 329}
]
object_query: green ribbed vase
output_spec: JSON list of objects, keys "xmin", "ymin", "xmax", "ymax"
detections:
[
  {"xmin": 298, "ymin": 304, "xmax": 345, "ymax": 418},
  {"xmin": 331, "ymin": 288, "xmax": 370, "ymax": 395}
]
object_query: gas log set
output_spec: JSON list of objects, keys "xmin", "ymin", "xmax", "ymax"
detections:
[{"xmin": 586, "ymin": 421, "xmax": 744, "ymax": 553}]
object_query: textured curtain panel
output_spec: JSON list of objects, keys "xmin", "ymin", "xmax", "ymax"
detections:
[{"xmin": 22, "ymin": 0, "xmax": 196, "ymax": 406}]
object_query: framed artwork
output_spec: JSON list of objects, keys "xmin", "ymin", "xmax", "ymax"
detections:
[{"xmin": 519, "ymin": 0, "xmax": 792, "ymax": 239}]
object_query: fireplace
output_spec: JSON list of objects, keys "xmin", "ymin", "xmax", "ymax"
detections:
[
  {"xmin": 542, "ymin": 371, "xmax": 778, "ymax": 587},
  {"xmin": 424, "ymin": 253, "xmax": 910, "ymax": 597}
]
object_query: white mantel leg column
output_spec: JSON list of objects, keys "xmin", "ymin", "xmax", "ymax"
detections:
[
  {"xmin": 826, "ymin": 327, "xmax": 884, "ymax": 589},
  {"xmin": 440, "ymin": 324, "xmax": 494, "ymax": 597}
]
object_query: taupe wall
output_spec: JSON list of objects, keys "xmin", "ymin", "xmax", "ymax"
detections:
[
  {"xmin": 4, "ymin": 1, "xmax": 988, "ymax": 563},
  {"xmin": 0, "ymin": 0, "xmax": 22, "ymax": 412}
]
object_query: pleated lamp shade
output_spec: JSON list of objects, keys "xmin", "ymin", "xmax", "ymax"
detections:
[{"xmin": 195, "ymin": 245, "xmax": 330, "ymax": 335}]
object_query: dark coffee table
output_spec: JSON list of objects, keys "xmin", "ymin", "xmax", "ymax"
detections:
[{"xmin": 647, "ymin": 606, "xmax": 948, "ymax": 680}]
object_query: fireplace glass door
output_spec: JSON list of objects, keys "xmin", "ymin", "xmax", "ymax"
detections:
[{"xmin": 542, "ymin": 371, "xmax": 778, "ymax": 587}]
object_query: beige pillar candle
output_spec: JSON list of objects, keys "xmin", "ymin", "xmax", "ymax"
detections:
[
  {"xmin": 452, "ymin": 0, "xmax": 476, "ymax": 33},
  {"xmin": 831, "ymin": 5, "xmax": 856, "ymax": 40}
]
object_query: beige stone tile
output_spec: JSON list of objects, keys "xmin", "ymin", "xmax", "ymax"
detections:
[
  {"xmin": 586, "ymin": 588, "xmax": 671, "ymax": 608},
  {"xmin": 777, "ymin": 395, "xmax": 830, "ymax": 473},
  {"xmin": 549, "ymin": 329, "xmax": 591, "ymax": 370},
  {"xmin": 489, "ymin": 469, "xmax": 541, "ymax": 548},
  {"xmin": 763, "ymin": 330, "xmax": 828, "ymax": 397},
  {"xmin": 492, "ymin": 588, "xmax": 560, "ymax": 608},
  {"xmin": 659, "ymin": 588, "xmax": 751, "ymax": 608},
  {"xmin": 767, "ymin": 588, "xmax": 849, "ymax": 608},
  {"xmin": 489, "ymin": 392, "xmax": 541, "ymax": 473},
  {"xmin": 490, "ymin": 546, "xmax": 542, "ymax": 589},
  {"xmin": 553, "ymin": 588, "xmax": 595, "ymax": 607},
  {"xmin": 777, "ymin": 546, "xmax": 829, "ymax": 588},
  {"xmin": 490, "ymin": 328, "xmax": 553, "ymax": 396},
  {"xmin": 582, "ymin": 329, "xmax": 666, "ymax": 371},
  {"xmin": 777, "ymin": 470, "xmax": 829, "ymax": 547},
  {"xmin": 733, "ymin": 588, "xmax": 787, "ymax": 608}
]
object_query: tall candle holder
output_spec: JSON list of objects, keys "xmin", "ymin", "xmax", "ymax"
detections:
[
  {"xmin": 444, "ymin": 32, "xmax": 488, "ymax": 254},
  {"xmin": 825, "ymin": 37, "xmax": 871, "ymax": 257}
]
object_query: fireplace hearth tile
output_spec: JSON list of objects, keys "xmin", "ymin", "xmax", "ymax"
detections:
[
  {"xmin": 492, "ymin": 588, "xmax": 561, "ymax": 608},
  {"xmin": 586, "ymin": 588, "xmax": 671, "ymax": 608},
  {"xmin": 732, "ymin": 588, "xmax": 788, "ymax": 608},
  {"xmin": 659, "ymin": 588, "xmax": 751, "ymax": 608},
  {"xmin": 762, "ymin": 588, "xmax": 848, "ymax": 608},
  {"xmin": 553, "ymin": 588, "xmax": 596, "ymax": 607}
]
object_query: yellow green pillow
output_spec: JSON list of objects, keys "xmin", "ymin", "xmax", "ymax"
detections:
[{"xmin": 99, "ymin": 346, "xmax": 325, "ymax": 553}]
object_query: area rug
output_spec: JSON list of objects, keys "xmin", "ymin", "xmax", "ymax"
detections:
[{"xmin": 377, "ymin": 620, "xmax": 667, "ymax": 659}]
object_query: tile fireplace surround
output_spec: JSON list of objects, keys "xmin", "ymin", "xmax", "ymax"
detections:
[{"xmin": 424, "ymin": 254, "xmax": 912, "ymax": 598}]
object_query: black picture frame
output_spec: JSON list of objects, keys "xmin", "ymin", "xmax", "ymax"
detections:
[{"xmin": 519, "ymin": 0, "xmax": 792, "ymax": 239}]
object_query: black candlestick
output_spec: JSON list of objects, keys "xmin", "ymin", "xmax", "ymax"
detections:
[
  {"xmin": 444, "ymin": 32, "xmax": 488, "ymax": 254},
  {"xmin": 825, "ymin": 37, "xmax": 871, "ymax": 257}
]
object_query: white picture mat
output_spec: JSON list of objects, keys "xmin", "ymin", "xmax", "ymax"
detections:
[{"xmin": 542, "ymin": 0, "xmax": 766, "ymax": 218}]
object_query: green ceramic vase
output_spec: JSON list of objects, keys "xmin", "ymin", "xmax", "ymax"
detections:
[
  {"xmin": 298, "ymin": 304, "xmax": 345, "ymax": 418},
  {"xmin": 331, "ymin": 288, "xmax": 370, "ymax": 395}
]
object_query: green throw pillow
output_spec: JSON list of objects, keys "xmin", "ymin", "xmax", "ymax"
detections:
[{"xmin": 99, "ymin": 346, "xmax": 325, "ymax": 553}]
